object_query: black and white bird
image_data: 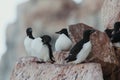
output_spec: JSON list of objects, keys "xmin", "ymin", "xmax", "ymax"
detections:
[
  {"xmin": 31, "ymin": 35, "xmax": 55, "ymax": 62},
  {"xmin": 65, "ymin": 29, "xmax": 95, "ymax": 64},
  {"xmin": 24, "ymin": 28, "xmax": 54, "ymax": 63},
  {"xmin": 55, "ymin": 28, "xmax": 72, "ymax": 51},
  {"xmin": 24, "ymin": 27, "xmax": 35, "ymax": 55},
  {"xmin": 104, "ymin": 22, "xmax": 120, "ymax": 39}
]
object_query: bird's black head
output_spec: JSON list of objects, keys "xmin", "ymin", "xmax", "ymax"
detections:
[
  {"xmin": 114, "ymin": 22, "xmax": 120, "ymax": 33},
  {"xmin": 26, "ymin": 27, "xmax": 32, "ymax": 36},
  {"xmin": 83, "ymin": 29, "xmax": 95, "ymax": 40},
  {"xmin": 41, "ymin": 35, "xmax": 51, "ymax": 44},
  {"xmin": 55, "ymin": 28, "xmax": 69, "ymax": 37},
  {"xmin": 26, "ymin": 27, "xmax": 34, "ymax": 39}
]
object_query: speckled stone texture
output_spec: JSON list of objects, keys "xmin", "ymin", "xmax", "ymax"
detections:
[
  {"xmin": 54, "ymin": 51, "xmax": 69, "ymax": 64},
  {"xmin": 101, "ymin": 0, "xmax": 120, "ymax": 29},
  {"xmin": 101, "ymin": 0, "xmax": 120, "ymax": 79},
  {"xmin": 68, "ymin": 23, "xmax": 93, "ymax": 43},
  {"xmin": 10, "ymin": 57, "xmax": 103, "ymax": 80},
  {"xmin": 90, "ymin": 31, "xmax": 119, "ymax": 76}
]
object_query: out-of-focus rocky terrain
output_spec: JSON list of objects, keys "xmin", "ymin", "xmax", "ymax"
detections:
[{"xmin": 0, "ymin": 0, "xmax": 105, "ymax": 80}]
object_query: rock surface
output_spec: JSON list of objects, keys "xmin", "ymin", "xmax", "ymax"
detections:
[
  {"xmin": 10, "ymin": 57, "xmax": 103, "ymax": 80},
  {"xmin": 90, "ymin": 31, "xmax": 118, "ymax": 64},
  {"xmin": 54, "ymin": 51, "xmax": 69, "ymax": 64},
  {"xmin": 68, "ymin": 23, "xmax": 94, "ymax": 43},
  {"xmin": 101, "ymin": 0, "xmax": 120, "ymax": 29},
  {"xmin": 101, "ymin": 0, "xmax": 120, "ymax": 79},
  {"xmin": 90, "ymin": 31, "xmax": 119, "ymax": 76}
]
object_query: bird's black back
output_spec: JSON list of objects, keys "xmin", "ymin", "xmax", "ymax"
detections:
[
  {"xmin": 65, "ymin": 29, "xmax": 95, "ymax": 62},
  {"xmin": 46, "ymin": 43, "xmax": 55, "ymax": 62},
  {"xmin": 65, "ymin": 39, "xmax": 87, "ymax": 62},
  {"xmin": 41, "ymin": 35, "xmax": 55, "ymax": 62}
]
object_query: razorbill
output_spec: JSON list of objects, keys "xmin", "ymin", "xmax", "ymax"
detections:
[
  {"xmin": 24, "ymin": 27, "xmax": 34, "ymax": 55},
  {"xmin": 65, "ymin": 29, "xmax": 95, "ymax": 64},
  {"xmin": 55, "ymin": 28, "xmax": 72, "ymax": 51},
  {"xmin": 31, "ymin": 35, "xmax": 55, "ymax": 62}
]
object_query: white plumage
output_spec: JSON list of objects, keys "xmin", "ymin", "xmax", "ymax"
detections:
[
  {"xmin": 24, "ymin": 37, "xmax": 33, "ymax": 55},
  {"xmin": 55, "ymin": 34, "xmax": 72, "ymax": 51},
  {"xmin": 31, "ymin": 37, "xmax": 50, "ymax": 62},
  {"xmin": 24, "ymin": 28, "xmax": 52, "ymax": 62},
  {"xmin": 73, "ymin": 41, "xmax": 92, "ymax": 64}
]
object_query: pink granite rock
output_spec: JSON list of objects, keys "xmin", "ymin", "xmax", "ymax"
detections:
[
  {"xmin": 10, "ymin": 57, "xmax": 103, "ymax": 80},
  {"xmin": 101, "ymin": 0, "xmax": 120, "ymax": 29},
  {"xmin": 90, "ymin": 31, "xmax": 119, "ymax": 76},
  {"xmin": 54, "ymin": 51, "xmax": 69, "ymax": 64},
  {"xmin": 101, "ymin": 0, "xmax": 120, "ymax": 79},
  {"xmin": 68, "ymin": 23, "xmax": 94, "ymax": 43}
]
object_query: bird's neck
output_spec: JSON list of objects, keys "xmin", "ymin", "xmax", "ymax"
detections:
[
  {"xmin": 64, "ymin": 33, "xmax": 69, "ymax": 38},
  {"xmin": 46, "ymin": 43, "xmax": 54, "ymax": 62},
  {"xmin": 28, "ymin": 34, "xmax": 34, "ymax": 39},
  {"xmin": 83, "ymin": 37, "xmax": 89, "ymax": 43}
]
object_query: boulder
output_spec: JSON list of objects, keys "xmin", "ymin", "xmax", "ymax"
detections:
[
  {"xmin": 101, "ymin": 0, "xmax": 120, "ymax": 79},
  {"xmin": 10, "ymin": 57, "xmax": 103, "ymax": 80},
  {"xmin": 90, "ymin": 31, "xmax": 119, "ymax": 76},
  {"xmin": 68, "ymin": 23, "xmax": 93, "ymax": 43},
  {"xmin": 54, "ymin": 51, "xmax": 69, "ymax": 64},
  {"xmin": 101, "ymin": 0, "xmax": 120, "ymax": 29}
]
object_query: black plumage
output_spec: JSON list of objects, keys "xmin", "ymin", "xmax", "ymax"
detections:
[
  {"xmin": 105, "ymin": 28, "xmax": 113, "ymax": 38},
  {"xmin": 65, "ymin": 39, "xmax": 85, "ymax": 62},
  {"xmin": 41, "ymin": 35, "xmax": 55, "ymax": 62},
  {"xmin": 26, "ymin": 27, "xmax": 35, "ymax": 39},
  {"xmin": 55, "ymin": 28, "xmax": 69, "ymax": 37},
  {"xmin": 65, "ymin": 29, "xmax": 95, "ymax": 63}
]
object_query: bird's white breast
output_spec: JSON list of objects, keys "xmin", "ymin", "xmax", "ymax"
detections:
[
  {"xmin": 24, "ymin": 37, "xmax": 33, "ymax": 55},
  {"xmin": 55, "ymin": 34, "xmax": 72, "ymax": 51},
  {"xmin": 31, "ymin": 38, "xmax": 43, "ymax": 57},
  {"xmin": 74, "ymin": 41, "xmax": 92, "ymax": 64},
  {"xmin": 31, "ymin": 38, "xmax": 50, "ymax": 61}
]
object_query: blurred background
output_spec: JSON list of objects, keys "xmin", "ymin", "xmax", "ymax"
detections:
[{"xmin": 0, "ymin": 0, "xmax": 104, "ymax": 80}]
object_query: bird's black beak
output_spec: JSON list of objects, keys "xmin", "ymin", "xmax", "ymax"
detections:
[
  {"xmin": 65, "ymin": 59, "xmax": 70, "ymax": 63},
  {"xmin": 65, "ymin": 57, "xmax": 69, "ymax": 63},
  {"xmin": 55, "ymin": 31, "xmax": 61, "ymax": 34}
]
